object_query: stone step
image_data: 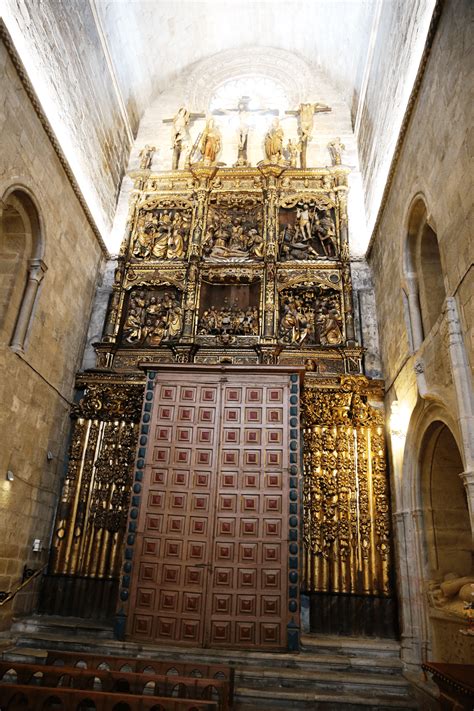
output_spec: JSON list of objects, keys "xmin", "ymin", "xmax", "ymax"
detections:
[
  {"xmin": 235, "ymin": 686, "xmax": 418, "ymax": 710},
  {"xmin": 301, "ymin": 633, "xmax": 402, "ymax": 658}
]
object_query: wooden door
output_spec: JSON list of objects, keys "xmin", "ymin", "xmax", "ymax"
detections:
[{"xmin": 126, "ymin": 367, "xmax": 298, "ymax": 650}]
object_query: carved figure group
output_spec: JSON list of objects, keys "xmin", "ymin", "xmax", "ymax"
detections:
[
  {"xmin": 203, "ymin": 210, "xmax": 264, "ymax": 261},
  {"xmin": 123, "ymin": 290, "xmax": 183, "ymax": 346},
  {"xmin": 133, "ymin": 209, "xmax": 191, "ymax": 260},
  {"xmin": 198, "ymin": 304, "xmax": 259, "ymax": 337},
  {"xmin": 280, "ymin": 203, "xmax": 338, "ymax": 260},
  {"xmin": 279, "ymin": 290, "xmax": 343, "ymax": 346}
]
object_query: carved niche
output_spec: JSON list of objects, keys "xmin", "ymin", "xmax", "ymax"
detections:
[
  {"xmin": 279, "ymin": 194, "xmax": 339, "ymax": 260},
  {"xmin": 120, "ymin": 286, "xmax": 184, "ymax": 347},
  {"xmin": 203, "ymin": 195, "xmax": 264, "ymax": 262},
  {"xmin": 131, "ymin": 197, "xmax": 193, "ymax": 261}
]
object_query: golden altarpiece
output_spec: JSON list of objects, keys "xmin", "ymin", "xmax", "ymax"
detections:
[{"xmin": 41, "ymin": 130, "xmax": 396, "ymax": 648}]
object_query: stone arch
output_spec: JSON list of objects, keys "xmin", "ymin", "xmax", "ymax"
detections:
[
  {"xmin": 0, "ymin": 185, "xmax": 47, "ymax": 351},
  {"xmin": 397, "ymin": 399, "xmax": 472, "ymax": 666},
  {"xmin": 402, "ymin": 194, "xmax": 445, "ymax": 351}
]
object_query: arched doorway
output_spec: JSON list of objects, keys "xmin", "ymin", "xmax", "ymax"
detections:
[{"xmin": 420, "ymin": 421, "xmax": 473, "ymax": 663}]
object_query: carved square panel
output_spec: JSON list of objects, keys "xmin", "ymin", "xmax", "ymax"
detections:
[
  {"xmin": 217, "ymin": 518, "xmax": 236, "ymax": 536},
  {"xmin": 133, "ymin": 615, "xmax": 153, "ymax": 637},
  {"xmin": 246, "ymin": 388, "xmax": 263, "ymax": 403},
  {"xmin": 212, "ymin": 594, "xmax": 231, "ymax": 615},
  {"xmin": 262, "ymin": 569, "xmax": 280, "ymax": 589},
  {"xmin": 181, "ymin": 615, "xmax": 203, "ymax": 640},
  {"xmin": 160, "ymin": 386, "xmax": 176, "ymax": 400},
  {"xmin": 266, "ymin": 451, "xmax": 282, "ymax": 468},
  {"xmin": 174, "ymin": 448, "xmax": 191, "ymax": 465},
  {"xmin": 210, "ymin": 621, "xmax": 231, "ymax": 643},
  {"xmin": 153, "ymin": 448, "xmax": 170, "ymax": 464},
  {"xmin": 182, "ymin": 592, "xmax": 202, "ymax": 614},
  {"xmin": 236, "ymin": 622, "xmax": 255, "ymax": 644},
  {"xmin": 151, "ymin": 469, "xmax": 167, "ymax": 486},
  {"xmin": 139, "ymin": 563, "xmax": 157, "ymax": 582},
  {"xmin": 166, "ymin": 516, "xmax": 185, "ymax": 534},
  {"xmin": 222, "ymin": 450, "xmax": 239, "ymax": 466},
  {"xmin": 214, "ymin": 567, "xmax": 233, "ymax": 587},
  {"xmin": 197, "ymin": 427, "xmax": 213, "ymax": 444},
  {"xmin": 245, "ymin": 408, "xmax": 262, "ymax": 424},
  {"xmin": 176, "ymin": 427, "xmax": 192, "ymax": 443},
  {"xmin": 158, "ymin": 406, "xmax": 173, "ymax": 421},
  {"xmin": 261, "ymin": 596, "xmax": 280, "ymax": 616},
  {"xmin": 266, "ymin": 473, "xmax": 281, "ymax": 488},
  {"xmin": 142, "ymin": 538, "xmax": 160, "ymax": 557},
  {"xmin": 145, "ymin": 515, "xmax": 162, "ymax": 534},
  {"xmin": 244, "ymin": 450, "xmax": 260, "ymax": 467},
  {"xmin": 224, "ymin": 408, "xmax": 240, "ymax": 424},
  {"xmin": 240, "ymin": 518, "xmax": 258, "ymax": 537},
  {"xmin": 170, "ymin": 492, "xmax": 187, "ymax": 509},
  {"xmin": 239, "ymin": 543, "xmax": 257, "ymax": 563},
  {"xmin": 263, "ymin": 519, "xmax": 282, "ymax": 537},
  {"xmin": 243, "ymin": 472, "xmax": 259, "ymax": 488},
  {"xmin": 164, "ymin": 539, "xmax": 183, "ymax": 559},
  {"xmin": 195, "ymin": 450, "xmax": 212, "ymax": 466},
  {"xmin": 198, "ymin": 407, "xmax": 215, "ymax": 423},
  {"xmin": 238, "ymin": 569, "xmax": 257, "ymax": 588},
  {"xmin": 260, "ymin": 623, "xmax": 280, "ymax": 645},
  {"xmin": 267, "ymin": 429, "xmax": 283, "ymax": 445},
  {"xmin": 180, "ymin": 387, "xmax": 196, "ymax": 402},
  {"xmin": 267, "ymin": 388, "xmax": 283, "ymax": 403},
  {"xmin": 267, "ymin": 408, "xmax": 283, "ymax": 424},
  {"xmin": 187, "ymin": 541, "xmax": 206, "ymax": 561},
  {"xmin": 237, "ymin": 595, "xmax": 256, "ymax": 615},
  {"xmin": 189, "ymin": 517, "xmax": 207, "ymax": 535},
  {"xmin": 244, "ymin": 429, "xmax": 261, "ymax": 445},
  {"xmin": 219, "ymin": 494, "xmax": 237, "ymax": 513},
  {"xmin": 264, "ymin": 495, "xmax": 282, "ymax": 513},
  {"xmin": 241, "ymin": 496, "xmax": 259, "ymax": 513},
  {"xmin": 215, "ymin": 542, "xmax": 234, "ymax": 561},
  {"xmin": 263, "ymin": 544, "xmax": 281, "ymax": 563},
  {"xmin": 161, "ymin": 565, "xmax": 181, "ymax": 585},
  {"xmin": 137, "ymin": 588, "xmax": 155, "ymax": 610},
  {"xmin": 178, "ymin": 406, "xmax": 194, "ymax": 422},
  {"xmin": 184, "ymin": 567, "xmax": 204, "ymax": 587},
  {"xmin": 172, "ymin": 470, "xmax": 189, "ymax": 487},
  {"xmin": 192, "ymin": 494, "xmax": 209, "ymax": 512},
  {"xmin": 223, "ymin": 428, "xmax": 240, "ymax": 444},
  {"xmin": 221, "ymin": 471, "xmax": 237, "ymax": 488},
  {"xmin": 225, "ymin": 388, "xmax": 242, "ymax": 403},
  {"xmin": 148, "ymin": 492, "xmax": 164, "ymax": 509},
  {"xmin": 201, "ymin": 388, "xmax": 217, "ymax": 402},
  {"xmin": 156, "ymin": 617, "xmax": 176, "ymax": 639},
  {"xmin": 155, "ymin": 426, "xmax": 172, "ymax": 441},
  {"xmin": 194, "ymin": 471, "xmax": 210, "ymax": 487}
]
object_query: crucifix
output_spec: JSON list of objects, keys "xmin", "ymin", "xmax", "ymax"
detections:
[
  {"xmin": 285, "ymin": 102, "xmax": 332, "ymax": 169},
  {"xmin": 163, "ymin": 107, "xmax": 205, "ymax": 170},
  {"xmin": 212, "ymin": 96, "xmax": 279, "ymax": 166}
]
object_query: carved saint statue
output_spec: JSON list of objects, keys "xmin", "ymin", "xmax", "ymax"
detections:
[
  {"xmin": 199, "ymin": 118, "xmax": 222, "ymax": 165},
  {"xmin": 264, "ymin": 118, "xmax": 284, "ymax": 163},
  {"xmin": 287, "ymin": 139, "xmax": 301, "ymax": 168},
  {"xmin": 328, "ymin": 137, "xmax": 345, "ymax": 165},
  {"xmin": 138, "ymin": 145, "xmax": 156, "ymax": 170},
  {"xmin": 163, "ymin": 107, "xmax": 205, "ymax": 170}
]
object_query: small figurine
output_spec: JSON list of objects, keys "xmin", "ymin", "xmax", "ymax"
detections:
[
  {"xmin": 328, "ymin": 137, "xmax": 345, "ymax": 166},
  {"xmin": 138, "ymin": 145, "xmax": 156, "ymax": 170}
]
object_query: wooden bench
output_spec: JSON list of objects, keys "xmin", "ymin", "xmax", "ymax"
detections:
[{"xmin": 0, "ymin": 661, "xmax": 229, "ymax": 710}]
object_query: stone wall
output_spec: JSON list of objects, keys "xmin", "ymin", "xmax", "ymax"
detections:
[
  {"xmin": 368, "ymin": 0, "xmax": 473, "ymax": 669},
  {"xmin": 2, "ymin": 2, "xmax": 133, "ymax": 237},
  {"xmin": 0, "ymin": 38, "xmax": 105, "ymax": 632}
]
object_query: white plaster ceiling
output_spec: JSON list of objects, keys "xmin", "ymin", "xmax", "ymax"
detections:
[{"xmin": 96, "ymin": 0, "xmax": 378, "ymax": 123}]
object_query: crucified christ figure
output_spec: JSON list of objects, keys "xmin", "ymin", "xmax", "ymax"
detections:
[{"xmin": 213, "ymin": 96, "xmax": 279, "ymax": 166}]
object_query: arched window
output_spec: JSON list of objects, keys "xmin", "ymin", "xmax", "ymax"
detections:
[
  {"xmin": 0, "ymin": 189, "xmax": 46, "ymax": 351},
  {"xmin": 403, "ymin": 197, "xmax": 445, "ymax": 350}
]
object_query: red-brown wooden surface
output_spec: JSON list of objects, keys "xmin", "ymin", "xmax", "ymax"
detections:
[{"xmin": 127, "ymin": 369, "xmax": 293, "ymax": 649}]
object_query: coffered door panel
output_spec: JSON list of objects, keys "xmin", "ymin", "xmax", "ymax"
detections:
[
  {"xmin": 206, "ymin": 376, "xmax": 291, "ymax": 649},
  {"xmin": 128, "ymin": 378, "xmax": 221, "ymax": 645}
]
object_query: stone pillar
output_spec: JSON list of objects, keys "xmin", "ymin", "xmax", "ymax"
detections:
[
  {"xmin": 406, "ymin": 276, "xmax": 424, "ymax": 350},
  {"xmin": 444, "ymin": 296, "xmax": 474, "ymax": 526},
  {"xmin": 10, "ymin": 258, "xmax": 47, "ymax": 352}
]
